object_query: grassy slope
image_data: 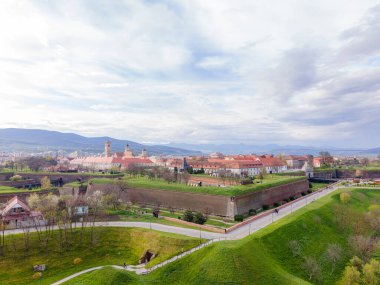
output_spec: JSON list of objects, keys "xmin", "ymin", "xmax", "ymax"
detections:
[
  {"xmin": 0, "ymin": 227, "xmax": 201, "ymax": 285},
  {"xmin": 66, "ymin": 187, "xmax": 379, "ymax": 285},
  {"xmin": 0, "ymin": 186, "xmax": 56, "ymax": 194},
  {"xmin": 91, "ymin": 175, "xmax": 306, "ymax": 196}
]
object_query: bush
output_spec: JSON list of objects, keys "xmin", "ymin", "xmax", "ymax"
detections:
[
  {"xmin": 9, "ymin": 175, "xmax": 22, "ymax": 181},
  {"xmin": 262, "ymin": 205, "xmax": 270, "ymax": 210},
  {"xmin": 194, "ymin": 212, "xmax": 207, "ymax": 225},
  {"xmin": 340, "ymin": 192, "xmax": 351, "ymax": 204},
  {"xmin": 234, "ymin": 214, "xmax": 244, "ymax": 222},
  {"xmin": 183, "ymin": 210, "xmax": 194, "ymax": 222},
  {"xmin": 301, "ymin": 192, "xmax": 307, "ymax": 196},
  {"xmin": 73, "ymin": 257, "xmax": 82, "ymax": 265},
  {"xmin": 248, "ymin": 209, "xmax": 257, "ymax": 216},
  {"xmin": 307, "ymin": 189, "xmax": 313, "ymax": 194},
  {"xmin": 274, "ymin": 202, "xmax": 281, "ymax": 207},
  {"xmin": 289, "ymin": 196, "xmax": 295, "ymax": 201},
  {"xmin": 283, "ymin": 198, "xmax": 290, "ymax": 203},
  {"xmin": 32, "ymin": 272, "xmax": 42, "ymax": 280}
]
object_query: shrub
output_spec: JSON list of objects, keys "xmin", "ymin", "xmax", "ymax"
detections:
[
  {"xmin": 73, "ymin": 257, "xmax": 82, "ymax": 265},
  {"xmin": 40, "ymin": 176, "xmax": 52, "ymax": 189},
  {"xmin": 289, "ymin": 196, "xmax": 295, "ymax": 201},
  {"xmin": 9, "ymin": 175, "xmax": 22, "ymax": 181},
  {"xmin": 194, "ymin": 212, "xmax": 207, "ymax": 225},
  {"xmin": 283, "ymin": 198, "xmax": 290, "ymax": 203},
  {"xmin": 301, "ymin": 192, "xmax": 307, "ymax": 196},
  {"xmin": 262, "ymin": 205, "xmax": 270, "ymax": 210},
  {"xmin": 183, "ymin": 210, "xmax": 194, "ymax": 222},
  {"xmin": 307, "ymin": 190, "xmax": 312, "ymax": 194},
  {"xmin": 234, "ymin": 214, "xmax": 244, "ymax": 222},
  {"xmin": 274, "ymin": 202, "xmax": 281, "ymax": 207},
  {"xmin": 340, "ymin": 192, "xmax": 351, "ymax": 204},
  {"xmin": 32, "ymin": 272, "xmax": 42, "ymax": 280},
  {"xmin": 248, "ymin": 209, "xmax": 257, "ymax": 216}
]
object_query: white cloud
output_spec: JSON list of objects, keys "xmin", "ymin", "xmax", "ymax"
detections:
[{"xmin": 0, "ymin": 0, "xmax": 379, "ymax": 148}]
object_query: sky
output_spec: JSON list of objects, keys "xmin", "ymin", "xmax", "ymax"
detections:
[{"xmin": 0, "ymin": 0, "xmax": 379, "ymax": 148}]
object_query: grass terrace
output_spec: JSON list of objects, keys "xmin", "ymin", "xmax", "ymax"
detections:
[
  {"xmin": 63, "ymin": 181, "xmax": 88, "ymax": 187},
  {"xmin": 90, "ymin": 175, "xmax": 306, "ymax": 197},
  {"xmin": 0, "ymin": 186, "xmax": 56, "ymax": 194}
]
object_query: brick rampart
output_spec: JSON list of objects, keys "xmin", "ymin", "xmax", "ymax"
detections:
[
  {"xmin": 0, "ymin": 179, "xmax": 35, "ymax": 188},
  {"xmin": 233, "ymin": 179, "xmax": 309, "ymax": 215},
  {"xmin": 88, "ymin": 179, "xmax": 309, "ymax": 218}
]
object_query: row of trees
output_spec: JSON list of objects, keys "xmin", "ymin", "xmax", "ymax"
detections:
[
  {"xmin": 4, "ymin": 156, "xmax": 58, "ymax": 172},
  {"xmin": 0, "ymin": 191, "xmax": 108, "ymax": 257}
]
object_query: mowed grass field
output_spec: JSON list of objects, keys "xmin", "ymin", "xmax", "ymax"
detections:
[
  {"xmin": 65, "ymin": 187, "xmax": 380, "ymax": 285},
  {"xmin": 91, "ymin": 175, "xmax": 306, "ymax": 196},
  {"xmin": 0, "ymin": 227, "xmax": 201, "ymax": 285}
]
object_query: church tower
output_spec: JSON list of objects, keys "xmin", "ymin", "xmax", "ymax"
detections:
[
  {"xmin": 141, "ymin": 148, "xmax": 148, "ymax": 158},
  {"xmin": 104, "ymin": 141, "xmax": 112, "ymax": 157},
  {"xmin": 124, "ymin": 144, "xmax": 134, "ymax": 157}
]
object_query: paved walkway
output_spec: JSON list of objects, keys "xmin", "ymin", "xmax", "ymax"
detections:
[{"xmin": 14, "ymin": 182, "xmax": 345, "ymax": 284}]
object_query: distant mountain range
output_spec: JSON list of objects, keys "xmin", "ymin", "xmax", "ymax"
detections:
[
  {"xmin": 0, "ymin": 128, "xmax": 201, "ymax": 156},
  {"xmin": 162, "ymin": 143, "xmax": 380, "ymax": 157},
  {"xmin": 0, "ymin": 128, "xmax": 379, "ymax": 157}
]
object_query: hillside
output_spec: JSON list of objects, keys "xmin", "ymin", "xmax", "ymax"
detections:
[
  {"xmin": 0, "ymin": 128, "xmax": 201, "ymax": 155},
  {"xmin": 65, "ymin": 187, "xmax": 380, "ymax": 285}
]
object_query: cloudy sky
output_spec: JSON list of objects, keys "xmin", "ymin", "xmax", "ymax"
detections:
[{"xmin": 0, "ymin": 0, "xmax": 379, "ymax": 148}]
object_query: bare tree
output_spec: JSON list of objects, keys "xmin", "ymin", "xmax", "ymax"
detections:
[
  {"xmin": 87, "ymin": 191, "xmax": 105, "ymax": 245},
  {"xmin": 303, "ymin": 256, "xmax": 321, "ymax": 282},
  {"xmin": 115, "ymin": 179, "xmax": 128, "ymax": 206},
  {"xmin": 348, "ymin": 235, "xmax": 377, "ymax": 262},
  {"xmin": 325, "ymin": 243, "xmax": 342, "ymax": 273},
  {"xmin": 288, "ymin": 240, "xmax": 301, "ymax": 257}
]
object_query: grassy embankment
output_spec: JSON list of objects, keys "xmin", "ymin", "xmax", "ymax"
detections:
[
  {"xmin": 90, "ymin": 175, "xmax": 306, "ymax": 197},
  {"xmin": 65, "ymin": 187, "xmax": 380, "ymax": 285},
  {"xmin": 0, "ymin": 186, "xmax": 56, "ymax": 194},
  {"xmin": 109, "ymin": 205, "xmax": 236, "ymax": 230},
  {"xmin": 0, "ymin": 227, "xmax": 201, "ymax": 285}
]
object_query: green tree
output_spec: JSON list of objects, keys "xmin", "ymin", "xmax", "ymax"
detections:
[
  {"xmin": 339, "ymin": 265, "xmax": 361, "ymax": 285},
  {"xmin": 194, "ymin": 212, "xmax": 207, "ymax": 225},
  {"xmin": 40, "ymin": 176, "xmax": 52, "ymax": 189},
  {"xmin": 183, "ymin": 210, "xmax": 194, "ymax": 222}
]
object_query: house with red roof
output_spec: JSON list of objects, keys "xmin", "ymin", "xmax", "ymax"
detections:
[{"xmin": 0, "ymin": 196, "xmax": 43, "ymax": 229}]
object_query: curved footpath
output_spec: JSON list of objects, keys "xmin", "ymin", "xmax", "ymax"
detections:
[{"xmin": 6, "ymin": 182, "xmax": 345, "ymax": 284}]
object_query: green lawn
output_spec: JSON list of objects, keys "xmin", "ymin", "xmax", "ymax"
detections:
[
  {"xmin": 0, "ymin": 186, "xmax": 55, "ymax": 194},
  {"xmin": 63, "ymin": 181, "xmax": 88, "ymax": 187},
  {"xmin": 65, "ymin": 187, "xmax": 380, "ymax": 285},
  {"xmin": 0, "ymin": 227, "xmax": 201, "ymax": 285},
  {"xmin": 309, "ymin": 182, "xmax": 329, "ymax": 190},
  {"xmin": 108, "ymin": 207, "xmax": 235, "ymax": 231},
  {"xmin": 91, "ymin": 175, "xmax": 306, "ymax": 197}
]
